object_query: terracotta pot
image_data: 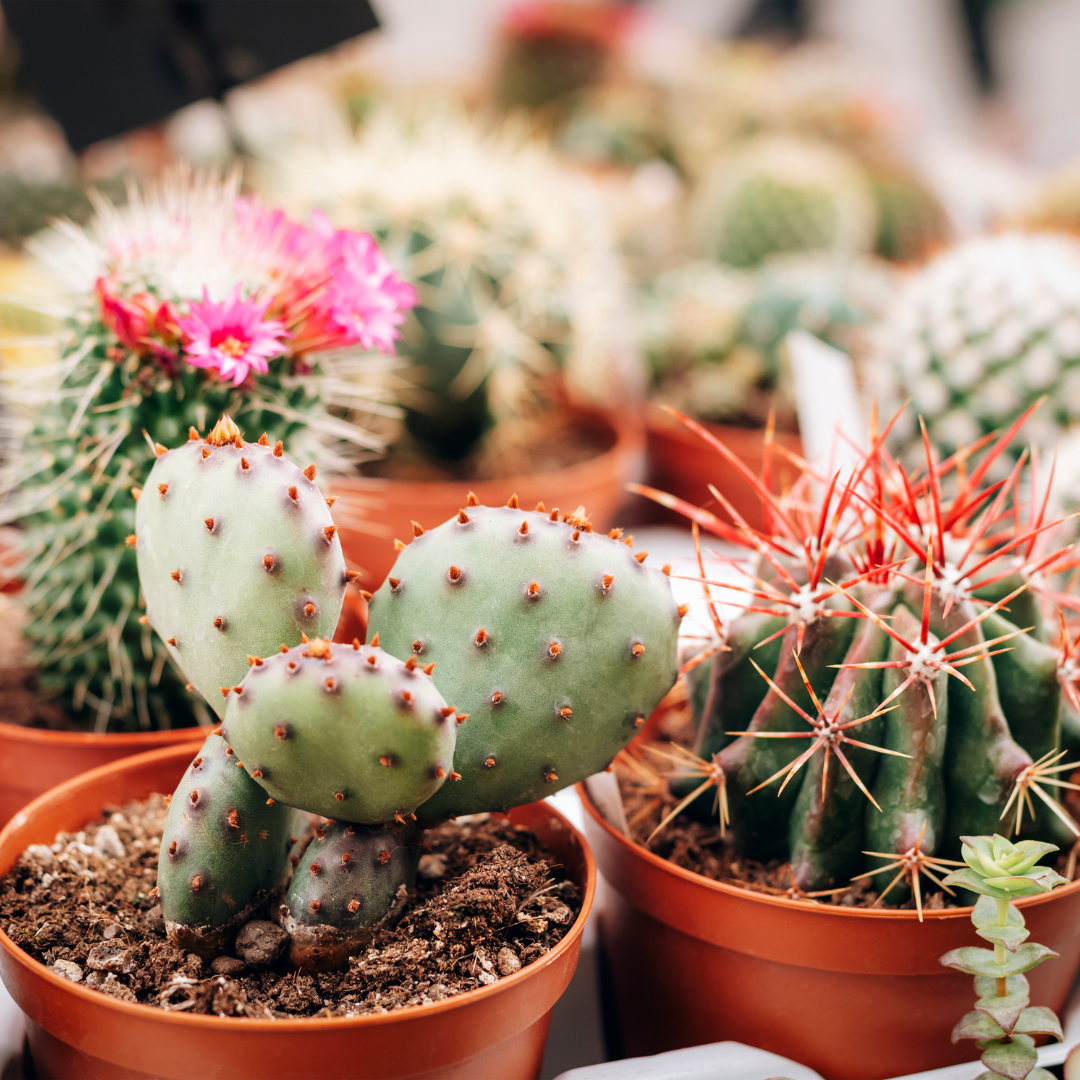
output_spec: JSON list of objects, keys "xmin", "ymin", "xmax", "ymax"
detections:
[
  {"xmin": 329, "ymin": 406, "xmax": 644, "ymax": 590},
  {"xmin": 643, "ymin": 405, "xmax": 802, "ymax": 534},
  {"xmin": 0, "ymin": 724, "xmax": 204, "ymax": 830},
  {"xmin": 0, "ymin": 744, "xmax": 595, "ymax": 1080},
  {"xmin": 579, "ymin": 782, "xmax": 1080, "ymax": 1079},
  {"xmin": 0, "ymin": 601, "xmax": 369, "ymax": 829}
]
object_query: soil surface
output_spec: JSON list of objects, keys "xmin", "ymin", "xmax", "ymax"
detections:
[
  {"xmin": 0, "ymin": 797, "xmax": 580, "ymax": 1018},
  {"xmin": 616, "ymin": 739, "xmax": 1080, "ymax": 912}
]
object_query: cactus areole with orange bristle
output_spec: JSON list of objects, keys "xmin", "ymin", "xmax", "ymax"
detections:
[
  {"xmin": 147, "ymin": 428, "xmax": 678, "ymax": 969},
  {"xmin": 135, "ymin": 417, "xmax": 346, "ymax": 717}
]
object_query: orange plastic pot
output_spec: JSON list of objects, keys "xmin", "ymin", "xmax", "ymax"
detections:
[
  {"xmin": 580, "ymin": 782, "xmax": 1080, "ymax": 1079},
  {"xmin": 329, "ymin": 406, "xmax": 644, "ymax": 590},
  {"xmin": 0, "ymin": 744, "xmax": 595, "ymax": 1080},
  {"xmin": 643, "ymin": 405, "xmax": 801, "ymax": 534},
  {"xmin": 0, "ymin": 724, "xmax": 204, "ymax": 830}
]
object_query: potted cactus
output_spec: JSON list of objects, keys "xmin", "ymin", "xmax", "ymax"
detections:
[
  {"xmin": 258, "ymin": 103, "xmax": 646, "ymax": 589},
  {"xmin": 874, "ymin": 231, "xmax": 1080, "ymax": 465},
  {"xmin": 0, "ymin": 415, "xmax": 681, "ymax": 1078},
  {"xmin": 582, "ymin": 405, "xmax": 1080, "ymax": 1079},
  {"xmin": 0, "ymin": 171, "xmax": 417, "ymax": 824}
]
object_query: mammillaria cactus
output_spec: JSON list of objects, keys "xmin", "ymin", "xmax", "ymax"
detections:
[
  {"xmin": 1, "ymin": 171, "xmax": 415, "ymax": 731},
  {"xmin": 260, "ymin": 103, "xmax": 639, "ymax": 465},
  {"xmin": 877, "ymin": 232, "xmax": 1080, "ymax": 461},
  {"xmin": 940, "ymin": 835, "xmax": 1067, "ymax": 1080},
  {"xmin": 145, "ymin": 421, "xmax": 680, "ymax": 967},
  {"xmin": 692, "ymin": 135, "xmax": 877, "ymax": 270},
  {"xmin": 635, "ymin": 406, "xmax": 1080, "ymax": 913}
]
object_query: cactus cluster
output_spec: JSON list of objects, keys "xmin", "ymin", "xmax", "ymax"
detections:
[
  {"xmin": 1, "ymin": 171, "xmax": 414, "ymax": 732},
  {"xmin": 260, "ymin": 102, "xmax": 640, "ymax": 465},
  {"xmin": 146, "ymin": 418, "xmax": 679, "ymax": 968},
  {"xmin": 876, "ymin": 232, "xmax": 1080, "ymax": 462},
  {"xmin": 641, "ymin": 407, "xmax": 1080, "ymax": 914}
]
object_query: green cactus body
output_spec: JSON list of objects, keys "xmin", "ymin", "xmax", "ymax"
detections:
[
  {"xmin": 975, "ymin": 572, "xmax": 1045, "ymax": 642},
  {"xmin": 222, "ymin": 640, "xmax": 455, "ymax": 822},
  {"xmin": 983, "ymin": 611, "xmax": 1061, "ymax": 764},
  {"xmin": 719, "ymin": 608, "xmax": 857, "ymax": 860},
  {"xmin": 157, "ymin": 734, "xmax": 293, "ymax": 956},
  {"xmin": 865, "ymin": 605, "xmax": 948, "ymax": 860},
  {"xmin": 669, "ymin": 612, "xmax": 785, "ymax": 816},
  {"xmin": 282, "ymin": 819, "xmax": 422, "ymax": 971},
  {"xmin": 1062, "ymin": 700, "xmax": 1080, "ymax": 760},
  {"xmin": 367, "ymin": 503, "xmax": 680, "ymax": 819},
  {"xmin": 135, "ymin": 423, "xmax": 346, "ymax": 717},
  {"xmin": 933, "ymin": 606, "xmax": 1033, "ymax": 851},
  {"xmin": 789, "ymin": 613, "xmax": 888, "ymax": 890}
]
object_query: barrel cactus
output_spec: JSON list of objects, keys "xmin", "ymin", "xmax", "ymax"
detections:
[
  {"xmin": 148, "ymin": 421, "xmax": 681, "ymax": 965},
  {"xmin": 691, "ymin": 135, "xmax": 877, "ymax": 270},
  {"xmin": 1, "ymin": 171, "xmax": 415, "ymax": 731},
  {"xmin": 876, "ymin": 232, "xmax": 1080, "ymax": 462},
  {"xmin": 638, "ymin": 408, "xmax": 1080, "ymax": 913},
  {"xmin": 259, "ymin": 102, "xmax": 640, "ymax": 465}
]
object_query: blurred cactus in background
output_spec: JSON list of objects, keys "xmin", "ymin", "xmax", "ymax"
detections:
[
  {"xmin": 692, "ymin": 135, "xmax": 878, "ymax": 270},
  {"xmin": 877, "ymin": 232, "xmax": 1080, "ymax": 462},
  {"xmin": 638, "ymin": 255, "xmax": 893, "ymax": 428},
  {"xmin": 0, "ymin": 170, "xmax": 414, "ymax": 732},
  {"xmin": 260, "ymin": 103, "xmax": 640, "ymax": 470}
]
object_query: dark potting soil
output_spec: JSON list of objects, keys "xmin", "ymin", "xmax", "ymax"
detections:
[
  {"xmin": 0, "ymin": 603, "xmax": 72, "ymax": 731},
  {"xmin": 0, "ymin": 796, "xmax": 580, "ymax": 1018},
  {"xmin": 615, "ymin": 745, "xmax": 1080, "ymax": 912}
]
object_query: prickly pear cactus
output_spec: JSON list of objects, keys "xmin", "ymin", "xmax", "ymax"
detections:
[
  {"xmin": 135, "ymin": 417, "xmax": 347, "ymax": 717},
  {"xmin": 368, "ymin": 499, "xmax": 681, "ymax": 818},
  {"xmin": 222, "ymin": 638, "xmax": 456, "ymax": 822},
  {"xmin": 877, "ymin": 232, "xmax": 1080, "ymax": 459},
  {"xmin": 282, "ymin": 819, "xmax": 421, "ymax": 970},
  {"xmin": 157, "ymin": 733, "xmax": 294, "ymax": 956}
]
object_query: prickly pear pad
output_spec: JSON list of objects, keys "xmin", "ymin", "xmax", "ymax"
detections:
[
  {"xmin": 222, "ymin": 640, "xmax": 456, "ymax": 822},
  {"xmin": 135, "ymin": 425, "xmax": 346, "ymax": 716},
  {"xmin": 157, "ymin": 734, "xmax": 293, "ymax": 956},
  {"xmin": 368, "ymin": 504, "xmax": 681, "ymax": 818}
]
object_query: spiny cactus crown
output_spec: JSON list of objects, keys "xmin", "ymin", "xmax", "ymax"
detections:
[{"xmin": 642, "ymin": 406, "xmax": 1080, "ymax": 918}]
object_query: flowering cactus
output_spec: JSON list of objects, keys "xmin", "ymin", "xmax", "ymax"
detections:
[
  {"xmin": 146, "ymin": 430, "xmax": 680, "ymax": 965},
  {"xmin": 940, "ymin": 835, "xmax": 1066, "ymax": 1080},
  {"xmin": 1, "ymin": 171, "xmax": 415, "ymax": 731},
  {"xmin": 633, "ymin": 404, "xmax": 1080, "ymax": 917}
]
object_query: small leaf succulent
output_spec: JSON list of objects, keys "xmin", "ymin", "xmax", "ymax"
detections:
[{"xmin": 940, "ymin": 835, "xmax": 1067, "ymax": 1080}]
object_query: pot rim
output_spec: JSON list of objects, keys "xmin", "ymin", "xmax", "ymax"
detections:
[
  {"xmin": 0, "ymin": 721, "xmax": 208, "ymax": 751},
  {"xmin": 644, "ymin": 402, "xmax": 801, "ymax": 444},
  {"xmin": 327, "ymin": 403, "xmax": 642, "ymax": 495},
  {"xmin": 0, "ymin": 743, "xmax": 596, "ymax": 1033},
  {"xmin": 578, "ymin": 779, "xmax": 1080, "ymax": 921}
]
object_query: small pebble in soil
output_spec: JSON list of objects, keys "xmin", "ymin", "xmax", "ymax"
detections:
[
  {"xmin": 52, "ymin": 960, "xmax": 82, "ymax": 982},
  {"xmin": 234, "ymin": 920, "xmax": 287, "ymax": 968},
  {"xmin": 211, "ymin": 956, "xmax": 246, "ymax": 978}
]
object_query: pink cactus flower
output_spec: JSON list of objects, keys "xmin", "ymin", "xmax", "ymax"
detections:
[
  {"xmin": 96, "ymin": 278, "xmax": 149, "ymax": 351},
  {"xmin": 178, "ymin": 287, "xmax": 290, "ymax": 386}
]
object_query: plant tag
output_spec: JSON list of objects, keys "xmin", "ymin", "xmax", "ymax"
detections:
[
  {"xmin": 584, "ymin": 771, "xmax": 630, "ymax": 836},
  {"xmin": 787, "ymin": 329, "xmax": 865, "ymax": 476}
]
